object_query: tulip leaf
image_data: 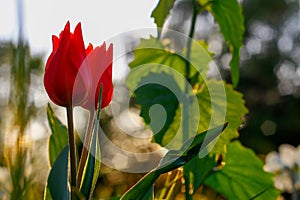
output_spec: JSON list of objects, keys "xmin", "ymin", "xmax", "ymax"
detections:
[
  {"xmin": 47, "ymin": 145, "xmax": 70, "ymax": 200},
  {"xmin": 207, "ymin": 0, "xmax": 244, "ymax": 86},
  {"xmin": 120, "ymin": 123, "xmax": 227, "ymax": 200},
  {"xmin": 196, "ymin": 79, "xmax": 248, "ymax": 154},
  {"xmin": 204, "ymin": 141, "xmax": 280, "ymax": 200},
  {"xmin": 79, "ymin": 86, "xmax": 103, "ymax": 199},
  {"xmin": 47, "ymin": 104, "xmax": 68, "ymax": 166},
  {"xmin": 184, "ymin": 153, "xmax": 217, "ymax": 191},
  {"xmin": 79, "ymin": 118, "xmax": 101, "ymax": 199},
  {"xmin": 151, "ymin": 0, "xmax": 176, "ymax": 35},
  {"xmin": 43, "ymin": 187, "xmax": 52, "ymax": 200},
  {"xmin": 143, "ymin": 185, "xmax": 154, "ymax": 200}
]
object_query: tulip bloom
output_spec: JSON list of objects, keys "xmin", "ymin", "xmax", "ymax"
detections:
[
  {"xmin": 44, "ymin": 21, "xmax": 90, "ymax": 107},
  {"xmin": 44, "ymin": 21, "xmax": 113, "ymax": 109},
  {"xmin": 81, "ymin": 43, "xmax": 113, "ymax": 110}
]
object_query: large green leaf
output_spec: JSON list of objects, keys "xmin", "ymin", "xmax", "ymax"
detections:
[
  {"xmin": 127, "ymin": 37, "xmax": 212, "ymax": 145},
  {"xmin": 120, "ymin": 124, "xmax": 226, "ymax": 200},
  {"xmin": 47, "ymin": 104, "xmax": 68, "ymax": 166},
  {"xmin": 207, "ymin": 0, "xmax": 244, "ymax": 86},
  {"xmin": 134, "ymin": 74, "xmax": 179, "ymax": 144},
  {"xmin": 128, "ymin": 36, "xmax": 186, "ymax": 84},
  {"xmin": 151, "ymin": 0, "xmax": 176, "ymax": 35},
  {"xmin": 47, "ymin": 146, "xmax": 70, "ymax": 200},
  {"xmin": 128, "ymin": 37, "xmax": 211, "ymax": 85},
  {"xmin": 204, "ymin": 141, "xmax": 280, "ymax": 200},
  {"xmin": 197, "ymin": 79, "xmax": 248, "ymax": 154}
]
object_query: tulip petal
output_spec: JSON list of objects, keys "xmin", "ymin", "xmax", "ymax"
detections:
[
  {"xmin": 44, "ymin": 21, "xmax": 89, "ymax": 107},
  {"xmin": 86, "ymin": 43, "xmax": 94, "ymax": 55},
  {"xmin": 81, "ymin": 43, "xmax": 113, "ymax": 110}
]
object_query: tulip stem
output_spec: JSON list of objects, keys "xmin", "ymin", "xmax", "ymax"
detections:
[
  {"xmin": 77, "ymin": 110, "xmax": 95, "ymax": 187},
  {"xmin": 183, "ymin": 1, "xmax": 198, "ymax": 199},
  {"xmin": 66, "ymin": 106, "xmax": 77, "ymax": 197}
]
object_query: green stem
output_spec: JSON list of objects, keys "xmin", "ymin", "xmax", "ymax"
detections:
[
  {"xmin": 184, "ymin": 0, "xmax": 198, "ymax": 81},
  {"xmin": 66, "ymin": 106, "xmax": 77, "ymax": 198},
  {"xmin": 183, "ymin": 1, "xmax": 199, "ymax": 200},
  {"xmin": 77, "ymin": 110, "xmax": 95, "ymax": 187}
]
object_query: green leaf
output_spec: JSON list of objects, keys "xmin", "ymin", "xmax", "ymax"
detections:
[
  {"xmin": 47, "ymin": 104, "xmax": 68, "ymax": 166},
  {"xmin": 79, "ymin": 87, "xmax": 103, "ymax": 199},
  {"xmin": 127, "ymin": 36, "xmax": 186, "ymax": 86},
  {"xmin": 204, "ymin": 141, "xmax": 279, "ymax": 200},
  {"xmin": 184, "ymin": 153, "xmax": 216, "ymax": 190},
  {"xmin": 143, "ymin": 185, "xmax": 154, "ymax": 200},
  {"xmin": 160, "ymin": 106, "xmax": 181, "ymax": 146},
  {"xmin": 197, "ymin": 79, "xmax": 248, "ymax": 154},
  {"xmin": 128, "ymin": 37, "xmax": 212, "ymax": 85},
  {"xmin": 127, "ymin": 37, "xmax": 212, "ymax": 145},
  {"xmin": 134, "ymin": 74, "xmax": 179, "ymax": 144},
  {"xmin": 151, "ymin": 0, "xmax": 176, "ymax": 35},
  {"xmin": 79, "ymin": 120, "xmax": 101, "ymax": 199},
  {"xmin": 43, "ymin": 187, "xmax": 52, "ymax": 200},
  {"xmin": 120, "ymin": 124, "xmax": 226, "ymax": 200},
  {"xmin": 47, "ymin": 145, "xmax": 70, "ymax": 200},
  {"xmin": 209, "ymin": 0, "xmax": 244, "ymax": 86}
]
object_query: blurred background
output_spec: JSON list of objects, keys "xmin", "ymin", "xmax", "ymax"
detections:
[{"xmin": 0, "ymin": 0, "xmax": 299, "ymax": 199}]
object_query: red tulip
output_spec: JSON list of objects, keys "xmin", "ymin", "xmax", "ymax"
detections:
[
  {"xmin": 44, "ymin": 21, "xmax": 113, "ymax": 109},
  {"xmin": 44, "ymin": 21, "xmax": 91, "ymax": 107},
  {"xmin": 81, "ymin": 43, "xmax": 113, "ymax": 110}
]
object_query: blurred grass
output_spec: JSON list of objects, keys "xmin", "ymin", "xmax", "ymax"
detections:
[{"xmin": 0, "ymin": 38, "xmax": 44, "ymax": 199}]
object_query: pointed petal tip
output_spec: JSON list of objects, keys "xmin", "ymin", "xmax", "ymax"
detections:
[
  {"xmin": 64, "ymin": 21, "xmax": 70, "ymax": 31},
  {"xmin": 74, "ymin": 22, "xmax": 82, "ymax": 31}
]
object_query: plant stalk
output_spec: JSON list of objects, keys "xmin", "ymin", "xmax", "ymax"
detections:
[
  {"xmin": 183, "ymin": 1, "xmax": 199, "ymax": 199},
  {"xmin": 77, "ymin": 110, "xmax": 95, "ymax": 186},
  {"xmin": 66, "ymin": 106, "xmax": 77, "ymax": 198}
]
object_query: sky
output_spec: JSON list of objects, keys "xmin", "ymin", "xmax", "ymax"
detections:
[
  {"xmin": 0, "ymin": 0, "xmax": 159, "ymax": 80},
  {"xmin": 0, "ymin": 0, "xmax": 158, "ymax": 55}
]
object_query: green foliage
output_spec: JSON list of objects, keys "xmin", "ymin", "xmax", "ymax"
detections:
[
  {"xmin": 44, "ymin": 104, "xmax": 68, "ymax": 200},
  {"xmin": 134, "ymin": 75, "xmax": 179, "ymax": 144},
  {"xmin": 196, "ymin": 79, "xmax": 248, "ymax": 154},
  {"xmin": 142, "ymin": 185, "xmax": 154, "ymax": 200},
  {"xmin": 47, "ymin": 146, "xmax": 70, "ymax": 200},
  {"xmin": 127, "ymin": 37, "xmax": 212, "ymax": 146},
  {"xmin": 46, "ymin": 104, "xmax": 68, "ymax": 166},
  {"xmin": 79, "ymin": 132, "xmax": 100, "ymax": 199},
  {"xmin": 120, "ymin": 124, "xmax": 226, "ymax": 200},
  {"xmin": 184, "ymin": 153, "xmax": 216, "ymax": 191},
  {"xmin": 6, "ymin": 149, "xmax": 38, "ymax": 200},
  {"xmin": 204, "ymin": 141, "xmax": 280, "ymax": 200},
  {"xmin": 45, "ymin": 103, "xmax": 102, "ymax": 199},
  {"xmin": 128, "ymin": 37, "xmax": 211, "ymax": 84},
  {"xmin": 151, "ymin": 0, "xmax": 176, "ymax": 36},
  {"xmin": 79, "ymin": 115, "xmax": 101, "ymax": 199},
  {"xmin": 128, "ymin": 36, "xmax": 186, "ymax": 81},
  {"xmin": 207, "ymin": 0, "xmax": 244, "ymax": 86}
]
